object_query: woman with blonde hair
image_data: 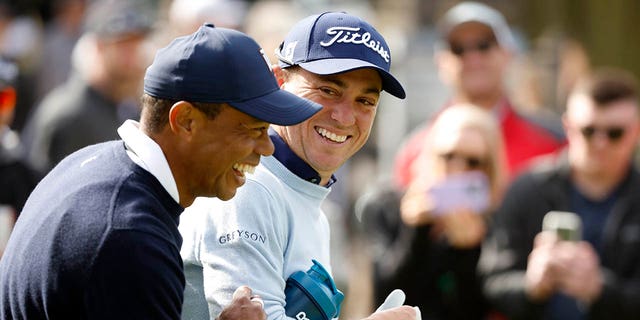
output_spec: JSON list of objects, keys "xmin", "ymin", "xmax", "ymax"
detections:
[
  {"xmin": 401, "ymin": 103, "xmax": 506, "ymax": 247},
  {"xmin": 357, "ymin": 103, "xmax": 507, "ymax": 320}
]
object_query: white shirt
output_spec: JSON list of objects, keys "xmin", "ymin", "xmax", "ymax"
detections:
[{"xmin": 117, "ymin": 120, "xmax": 180, "ymax": 204}]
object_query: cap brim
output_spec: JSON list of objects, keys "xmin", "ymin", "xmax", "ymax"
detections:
[
  {"xmin": 298, "ymin": 59, "xmax": 406, "ymax": 99},
  {"xmin": 229, "ymin": 88, "xmax": 322, "ymax": 126}
]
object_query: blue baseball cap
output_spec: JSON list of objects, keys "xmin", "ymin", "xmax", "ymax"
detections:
[
  {"xmin": 276, "ymin": 12, "xmax": 406, "ymax": 99},
  {"xmin": 144, "ymin": 24, "xmax": 322, "ymax": 126}
]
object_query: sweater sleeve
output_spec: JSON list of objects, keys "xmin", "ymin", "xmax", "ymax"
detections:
[
  {"xmin": 85, "ymin": 229, "xmax": 184, "ymax": 320},
  {"xmin": 180, "ymin": 179, "xmax": 293, "ymax": 320}
]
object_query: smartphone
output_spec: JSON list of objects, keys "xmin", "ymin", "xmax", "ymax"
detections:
[
  {"xmin": 428, "ymin": 171, "xmax": 490, "ymax": 216},
  {"xmin": 542, "ymin": 211, "xmax": 582, "ymax": 241}
]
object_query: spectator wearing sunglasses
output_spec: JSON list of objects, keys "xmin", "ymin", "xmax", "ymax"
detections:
[
  {"xmin": 478, "ymin": 67, "xmax": 640, "ymax": 319},
  {"xmin": 357, "ymin": 104, "xmax": 508, "ymax": 320},
  {"xmin": 393, "ymin": 1, "xmax": 566, "ymax": 189}
]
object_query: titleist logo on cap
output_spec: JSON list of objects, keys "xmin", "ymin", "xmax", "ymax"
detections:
[{"xmin": 319, "ymin": 26, "xmax": 390, "ymax": 63}]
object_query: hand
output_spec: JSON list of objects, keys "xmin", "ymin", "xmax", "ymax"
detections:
[
  {"xmin": 525, "ymin": 232, "xmax": 560, "ymax": 301},
  {"xmin": 440, "ymin": 208, "xmax": 486, "ymax": 248},
  {"xmin": 400, "ymin": 184, "xmax": 435, "ymax": 226},
  {"xmin": 217, "ymin": 286, "xmax": 266, "ymax": 320},
  {"xmin": 365, "ymin": 306, "xmax": 418, "ymax": 320},
  {"xmin": 555, "ymin": 241, "xmax": 603, "ymax": 304}
]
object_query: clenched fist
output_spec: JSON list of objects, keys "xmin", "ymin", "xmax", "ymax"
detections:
[{"xmin": 217, "ymin": 286, "xmax": 266, "ymax": 320}]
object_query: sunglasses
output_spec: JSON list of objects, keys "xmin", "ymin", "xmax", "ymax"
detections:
[
  {"xmin": 439, "ymin": 152, "xmax": 486, "ymax": 169},
  {"xmin": 580, "ymin": 125, "xmax": 626, "ymax": 142},
  {"xmin": 448, "ymin": 38, "xmax": 496, "ymax": 57}
]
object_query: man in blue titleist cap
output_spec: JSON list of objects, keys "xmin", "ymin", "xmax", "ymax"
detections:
[
  {"xmin": 0, "ymin": 24, "xmax": 320, "ymax": 319},
  {"xmin": 179, "ymin": 12, "xmax": 419, "ymax": 320}
]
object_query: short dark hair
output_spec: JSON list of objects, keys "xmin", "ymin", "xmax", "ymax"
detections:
[
  {"xmin": 573, "ymin": 68, "xmax": 639, "ymax": 108},
  {"xmin": 280, "ymin": 65, "xmax": 301, "ymax": 78},
  {"xmin": 140, "ymin": 94, "xmax": 225, "ymax": 134}
]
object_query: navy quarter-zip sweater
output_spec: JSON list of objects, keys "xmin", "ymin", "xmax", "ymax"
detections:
[{"xmin": 0, "ymin": 141, "xmax": 185, "ymax": 319}]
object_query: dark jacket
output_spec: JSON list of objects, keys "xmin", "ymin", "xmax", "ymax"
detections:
[
  {"xmin": 23, "ymin": 74, "xmax": 135, "ymax": 174},
  {"xmin": 0, "ymin": 129, "xmax": 40, "ymax": 214},
  {"xmin": 478, "ymin": 155, "xmax": 640, "ymax": 320},
  {"xmin": 0, "ymin": 141, "xmax": 184, "ymax": 319}
]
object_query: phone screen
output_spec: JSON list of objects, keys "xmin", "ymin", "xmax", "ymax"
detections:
[
  {"xmin": 428, "ymin": 171, "xmax": 490, "ymax": 216},
  {"xmin": 542, "ymin": 211, "xmax": 582, "ymax": 241}
]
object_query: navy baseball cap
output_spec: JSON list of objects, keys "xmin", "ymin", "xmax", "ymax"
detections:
[
  {"xmin": 144, "ymin": 24, "xmax": 322, "ymax": 126},
  {"xmin": 276, "ymin": 12, "xmax": 406, "ymax": 99}
]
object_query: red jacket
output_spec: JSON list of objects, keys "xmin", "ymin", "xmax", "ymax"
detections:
[{"xmin": 393, "ymin": 100, "xmax": 567, "ymax": 189}]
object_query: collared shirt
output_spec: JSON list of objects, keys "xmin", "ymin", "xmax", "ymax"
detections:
[
  {"xmin": 117, "ymin": 120, "xmax": 180, "ymax": 203},
  {"xmin": 269, "ymin": 128, "xmax": 336, "ymax": 187}
]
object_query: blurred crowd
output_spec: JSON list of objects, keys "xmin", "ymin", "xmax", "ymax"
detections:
[{"xmin": 1, "ymin": 0, "xmax": 639, "ymax": 319}]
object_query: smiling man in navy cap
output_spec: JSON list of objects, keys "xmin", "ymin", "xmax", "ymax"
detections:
[
  {"xmin": 0, "ymin": 24, "xmax": 320, "ymax": 320},
  {"xmin": 180, "ymin": 11, "xmax": 419, "ymax": 320}
]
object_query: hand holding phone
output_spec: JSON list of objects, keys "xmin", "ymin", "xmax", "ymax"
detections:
[{"xmin": 542, "ymin": 211, "xmax": 582, "ymax": 241}]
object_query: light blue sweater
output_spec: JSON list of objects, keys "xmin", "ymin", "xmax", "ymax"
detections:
[{"xmin": 179, "ymin": 155, "xmax": 332, "ymax": 320}]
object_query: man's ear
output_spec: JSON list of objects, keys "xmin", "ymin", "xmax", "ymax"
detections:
[
  {"xmin": 434, "ymin": 50, "xmax": 456, "ymax": 86},
  {"xmin": 168, "ymin": 101, "xmax": 196, "ymax": 135},
  {"xmin": 272, "ymin": 64, "xmax": 285, "ymax": 87},
  {"xmin": 499, "ymin": 46, "xmax": 513, "ymax": 62}
]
